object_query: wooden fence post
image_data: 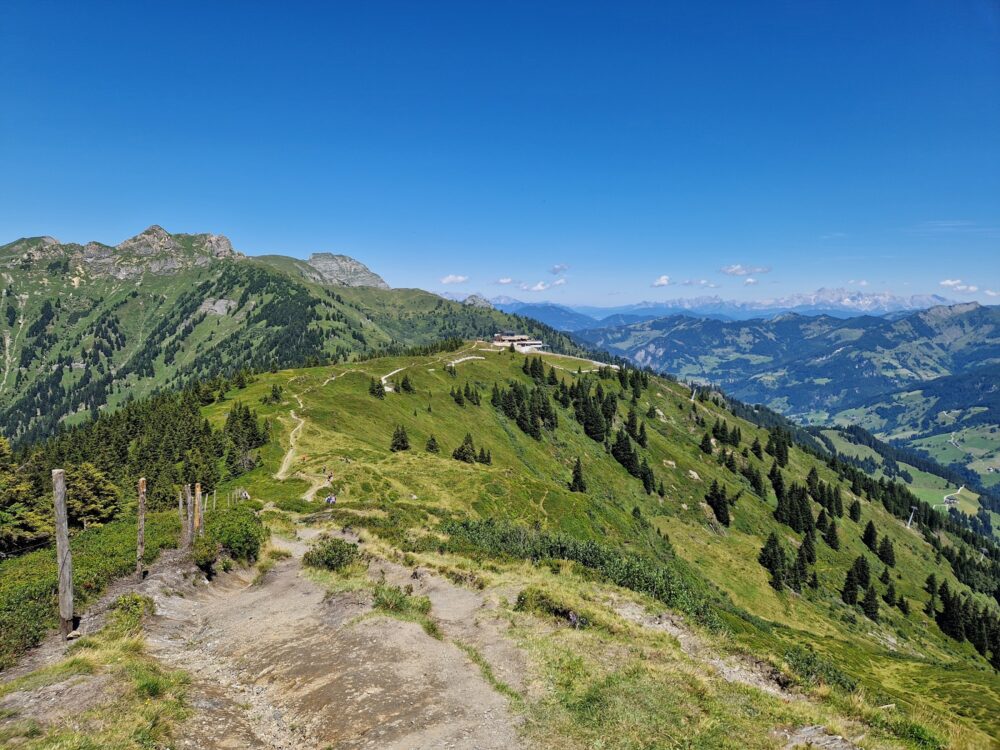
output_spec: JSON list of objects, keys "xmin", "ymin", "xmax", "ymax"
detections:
[
  {"xmin": 194, "ymin": 483, "xmax": 202, "ymax": 536},
  {"xmin": 136, "ymin": 477, "xmax": 146, "ymax": 576},
  {"xmin": 53, "ymin": 469, "xmax": 74, "ymax": 638},
  {"xmin": 185, "ymin": 484, "xmax": 194, "ymax": 547}
]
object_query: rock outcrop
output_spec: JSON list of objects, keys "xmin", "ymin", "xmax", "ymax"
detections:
[
  {"xmin": 462, "ymin": 294, "xmax": 493, "ymax": 309},
  {"xmin": 305, "ymin": 253, "xmax": 389, "ymax": 289}
]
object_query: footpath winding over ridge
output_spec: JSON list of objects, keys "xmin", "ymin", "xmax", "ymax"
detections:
[{"xmin": 143, "ymin": 527, "xmax": 525, "ymax": 749}]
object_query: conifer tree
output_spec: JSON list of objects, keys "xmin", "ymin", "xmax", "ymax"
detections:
[
  {"xmin": 751, "ymin": 436, "xmax": 763, "ymax": 460},
  {"xmin": 400, "ymin": 373, "xmax": 415, "ymax": 393},
  {"xmin": 369, "ymin": 378, "xmax": 386, "ymax": 399},
  {"xmin": 823, "ymin": 519, "xmax": 840, "ymax": 549},
  {"xmin": 425, "ymin": 435, "xmax": 440, "ymax": 453},
  {"xmin": 705, "ymin": 480, "xmax": 730, "ymax": 526},
  {"xmin": 390, "ymin": 425, "xmax": 410, "ymax": 452},
  {"xmin": 878, "ymin": 536, "xmax": 896, "ymax": 567},
  {"xmin": 842, "ymin": 568, "xmax": 859, "ymax": 605},
  {"xmin": 849, "ymin": 499, "xmax": 862, "ymax": 522},
  {"xmin": 65, "ymin": 462, "xmax": 121, "ymax": 529},
  {"xmin": 862, "ymin": 520, "xmax": 878, "ymax": 552},
  {"xmin": 699, "ymin": 433, "xmax": 713, "ymax": 455},
  {"xmin": 862, "ymin": 585, "xmax": 880, "ymax": 622},
  {"xmin": 452, "ymin": 433, "xmax": 477, "ymax": 463},
  {"xmin": 883, "ymin": 582, "xmax": 897, "ymax": 607},
  {"xmin": 568, "ymin": 458, "xmax": 587, "ymax": 493},
  {"xmin": 801, "ymin": 529, "xmax": 817, "ymax": 564},
  {"xmin": 852, "ymin": 555, "xmax": 871, "ymax": 588},
  {"xmin": 759, "ymin": 532, "xmax": 787, "ymax": 591}
]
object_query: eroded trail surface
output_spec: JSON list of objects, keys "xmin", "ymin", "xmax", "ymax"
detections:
[{"xmin": 144, "ymin": 530, "xmax": 524, "ymax": 749}]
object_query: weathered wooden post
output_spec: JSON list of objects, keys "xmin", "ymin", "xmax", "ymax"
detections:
[
  {"xmin": 185, "ymin": 484, "xmax": 194, "ymax": 547},
  {"xmin": 52, "ymin": 469, "xmax": 73, "ymax": 638},
  {"xmin": 136, "ymin": 477, "xmax": 146, "ymax": 576},
  {"xmin": 178, "ymin": 489, "xmax": 184, "ymax": 526},
  {"xmin": 194, "ymin": 483, "xmax": 203, "ymax": 536}
]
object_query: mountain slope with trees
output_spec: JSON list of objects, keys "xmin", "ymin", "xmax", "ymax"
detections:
[
  {"xmin": 573, "ymin": 303, "xmax": 1000, "ymax": 485},
  {"xmin": 0, "ymin": 227, "xmax": 583, "ymax": 444},
  {"xmin": 6, "ymin": 342, "xmax": 997, "ymax": 746}
]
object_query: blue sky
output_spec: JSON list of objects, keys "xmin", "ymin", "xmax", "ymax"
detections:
[{"xmin": 1, "ymin": 1, "xmax": 998, "ymax": 304}]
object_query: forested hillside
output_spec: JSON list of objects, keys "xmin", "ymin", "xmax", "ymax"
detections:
[
  {"xmin": 0, "ymin": 227, "xmax": 581, "ymax": 444},
  {"xmin": 573, "ymin": 303, "xmax": 1000, "ymax": 487},
  {"xmin": 4, "ymin": 342, "xmax": 998, "ymax": 747}
]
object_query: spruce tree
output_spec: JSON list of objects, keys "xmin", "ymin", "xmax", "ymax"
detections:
[
  {"xmin": 452, "ymin": 433, "xmax": 477, "ymax": 463},
  {"xmin": 801, "ymin": 529, "xmax": 817, "ymax": 564},
  {"xmin": 705, "ymin": 480, "xmax": 730, "ymax": 526},
  {"xmin": 758, "ymin": 532, "xmax": 786, "ymax": 591},
  {"xmin": 862, "ymin": 585, "xmax": 880, "ymax": 622},
  {"xmin": 699, "ymin": 433, "xmax": 713, "ymax": 455},
  {"xmin": 823, "ymin": 519, "xmax": 840, "ymax": 549},
  {"xmin": 878, "ymin": 537, "xmax": 896, "ymax": 567},
  {"xmin": 883, "ymin": 582, "xmax": 897, "ymax": 607},
  {"xmin": 862, "ymin": 520, "xmax": 878, "ymax": 552},
  {"xmin": 568, "ymin": 458, "xmax": 587, "ymax": 493},
  {"xmin": 425, "ymin": 435, "xmax": 440, "ymax": 453},
  {"xmin": 841, "ymin": 568, "xmax": 859, "ymax": 605},
  {"xmin": 369, "ymin": 378, "xmax": 386, "ymax": 399},
  {"xmin": 390, "ymin": 425, "xmax": 410, "ymax": 452},
  {"xmin": 849, "ymin": 499, "xmax": 862, "ymax": 522}
]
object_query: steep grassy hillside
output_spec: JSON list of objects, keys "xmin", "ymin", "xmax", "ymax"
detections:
[{"xmin": 191, "ymin": 343, "xmax": 1000, "ymax": 748}]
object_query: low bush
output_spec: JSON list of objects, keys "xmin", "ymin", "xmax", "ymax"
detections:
[
  {"xmin": 782, "ymin": 644, "xmax": 857, "ymax": 692},
  {"xmin": 515, "ymin": 586, "xmax": 590, "ymax": 628},
  {"xmin": 303, "ymin": 536, "xmax": 358, "ymax": 571},
  {"xmin": 204, "ymin": 505, "xmax": 267, "ymax": 563},
  {"xmin": 0, "ymin": 513, "xmax": 180, "ymax": 669},
  {"xmin": 192, "ymin": 535, "xmax": 222, "ymax": 576},
  {"xmin": 444, "ymin": 518, "xmax": 722, "ymax": 629}
]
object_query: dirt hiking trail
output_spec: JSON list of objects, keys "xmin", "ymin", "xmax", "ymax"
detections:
[{"xmin": 143, "ymin": 528, "xmax": 525, "ymax": 749}]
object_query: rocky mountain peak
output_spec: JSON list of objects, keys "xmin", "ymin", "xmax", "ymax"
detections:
[
  {"xmin": 305, "ymin": 253, "xmax": 389, "ymax": 289},
  {"xmin": 462, "ymin": 294, "xmax": 493, "ymax": 309}
]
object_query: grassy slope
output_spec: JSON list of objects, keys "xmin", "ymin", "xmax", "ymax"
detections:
[{"xmin": 203, "ymin": 343, "xmax": 999, "ymax": 747}]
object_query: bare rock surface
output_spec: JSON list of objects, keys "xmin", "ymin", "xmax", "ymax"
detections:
[{"xmin": 305, "ymin": 253, "xmax": 389, "ymax": 288}]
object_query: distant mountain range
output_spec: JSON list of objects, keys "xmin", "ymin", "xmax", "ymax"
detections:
[
  {"xmin": 573, "ymin": 302, "xmax": 1000, "ymax": 485},
  {"xmin": 440, "ymin": 288, "xmax": 956, "ymax": 331}
]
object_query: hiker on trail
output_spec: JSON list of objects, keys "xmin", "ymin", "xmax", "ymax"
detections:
[{"xmin": 324, "ymin": 494, "xmax": 337, "ymax": 505}]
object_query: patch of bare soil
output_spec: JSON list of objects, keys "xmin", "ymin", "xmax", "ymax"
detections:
[
  {"xmin": 143, "ymin": 531, "xmax": 526, "ymax": 749},
  {"xmin": 612, "ymin": 599, "xmax": 796, "ymax": 700},
  {"xmin": 369, "ymin": 557, "xmax": 534, "ymax": 696}
]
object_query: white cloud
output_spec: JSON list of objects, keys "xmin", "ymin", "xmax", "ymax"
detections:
[
  {"xmin": 440, "ymin": 274, "xmax": 468, "ymax": 285},
  {"xmin": 986, "ymin": 289, "xmax": 998, "ymax": 297},
  {"xmin": 940, "ymin": 278, "xmax": 979, "ymax": 293},
  {"xmin": 550, "ymin": 263, "xmax": 569, "ymax": 275},
  {"xmin": 651, "ymin": 275, "xmax": 671, "ymax": 287},
  {"xmin": 681, "ymin": 279, "xmax": 719, "ymax": 288},
  {"xmin": 849, "ymin": 279, "xmax": 870, "ymax": 287},
  {"xmin": 553, "ymin": 278, "xmax": 567, "ymax": 287},
  {"xmin": 720, "ymin": 263, "xmax": 771, "ymax": 276},
  {"xmin": 744, "ymin": 277, "xmax": 758, "ymax": 286},
  {"xmin": 495, "ymin": 277, "xmax": 513, "ymax": 285},
  {"xmin": 521, "ymin": 281, "xmax": 550, "ymax": 292}
]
